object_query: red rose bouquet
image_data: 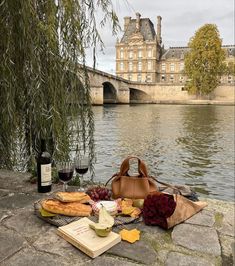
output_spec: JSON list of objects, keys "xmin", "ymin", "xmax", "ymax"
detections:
[
  {"xmin": 143, "ymin": 191, "xmax": 208, "ymax": 229},
  {"xmin": 143, "ymin": 192, "xmax": 176, "ymax": 229}
]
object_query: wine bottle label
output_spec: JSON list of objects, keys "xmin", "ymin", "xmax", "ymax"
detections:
[{"xmin": 41, "ymin": 164, "xmax": 52, "ymax": 186}]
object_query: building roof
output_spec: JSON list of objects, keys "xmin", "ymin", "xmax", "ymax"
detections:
[
  {"xmin": 161, "ymin": 45, "xmax": 235, "ymax": 60},
  {"xmin": 161, "ymin": 47, "xmax": 190, "ymax": 60},
  {"xmin": 121, "ymin": 18, "xmax": 156, "ymax": 42},
  {"xmin": 223, "ymin": 45, "xmax": 235, "ymax": 57}
]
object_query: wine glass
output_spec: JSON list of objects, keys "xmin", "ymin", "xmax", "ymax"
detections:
[
  {"xmin": 57, "ymin": 162, "xmax": 74, "ymax": 191},
  {"xmin": 75, "ymin": 156, "xmax": 89, "ymax": 191}
]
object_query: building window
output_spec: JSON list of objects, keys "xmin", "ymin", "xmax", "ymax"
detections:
[
  {"xmin": 137, "ymin": 73, "xmax": 142, "ymax": 82},
  {"xmin": 179, "ymin": 62, "xmax": 184, "ymax": 71},
  {"xmin": 146, "ymin": 74, "xmax": 151, "ymax": 82},
  {"xmin": 120, "ymin": 62, "xmax": 124, "ymax": 71},
  {"xmin": 161, "ymin": 63, "xmax": 166, "ymax": 71},
  {"xmin": 129, "ymin": 50, "xmax": 133, "ymax": 59},
  {"xmin": 179, "ymin": 76, "xmax": 184, "ymax": 83},
  {"xmin": 138, "ymin": 61, "xmax": 142, "ymax": 71},
  {"xmin": 170, "ymin": 63, "xmax": 175, "ymax": 72},
  {"xmin": 128, "ymin": 74, "xmax": 132, "ymax": 81},
  {"xmin": 161, "ymin": 75, "xmax": 165, "ymax": 81},
  {"xmin": 129, "ymin": 62, "xmax": 133, "ymax": 71},
  {"xmin": 180, "ymin": 51, "xmax": 184, "ymax": 59},
  {"xmin": 147, "ymin": 49, "xmax": 152, "ymax": 58},
  {"xmin": 228, "ymin": 76, "xmax": 232, "ymax": 83},
  {"xmin": 147, "ymin": 61, "xmax": 152, "ymax": 71},
  {"xmin": 138, "ymin": 50, "xmax": 142, "ymax": 58},
  {"xmin": 120, "ymin": 48, "xmax": 124, "ymax": 59},
  {"xmin": 170, "ymin": 74, "xmax": 174, "ymax": 82}
]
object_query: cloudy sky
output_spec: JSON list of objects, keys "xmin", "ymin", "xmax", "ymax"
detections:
[{"xmin": 85, "ymin": 0, "xmax": 234, "ymax": 74}]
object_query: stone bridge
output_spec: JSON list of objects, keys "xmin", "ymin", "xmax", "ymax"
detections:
[{"xmin": 86, "ymin": 66, "xmax": 234, "ymax": 104}]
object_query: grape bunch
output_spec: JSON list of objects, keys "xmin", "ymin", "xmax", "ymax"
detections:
[{"xmin": 86, "ymin": 186, "xmax": 112, "ymax": 201}]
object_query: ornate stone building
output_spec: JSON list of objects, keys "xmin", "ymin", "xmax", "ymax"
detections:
[
  {"xmin": 116, "ymin": 13, "xmax": 162, "ymax": 83},
  {"xmin": 159, "ymin": 45, "xmax": 235, "ymax": 84},
  {"xmin": 116, "ymin": 13, "xmax": 235, "ymax": 85}
]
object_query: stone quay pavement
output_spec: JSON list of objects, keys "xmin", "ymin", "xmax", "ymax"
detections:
[{"xmin": 0, "ymin": 170, "xmax": 234, "ymax": 266}]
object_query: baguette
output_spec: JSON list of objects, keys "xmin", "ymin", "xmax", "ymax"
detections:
[
  {"xmin": 41, "ymin": 199, "xmax": 92, "ymax": 217},
  {"xmin": 54, "ymin": 192, "xmax": 91, "ymax": 203}
]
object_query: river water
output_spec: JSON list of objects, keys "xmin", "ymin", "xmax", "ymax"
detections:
[{"xmin": 92, "ymin": 104, "xmax": 234, "ymax": 202}]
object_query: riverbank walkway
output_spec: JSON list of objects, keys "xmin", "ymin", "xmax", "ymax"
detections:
[{"xmin": 0, "ymin": 169, "xmax": 234, "ymax": 266}]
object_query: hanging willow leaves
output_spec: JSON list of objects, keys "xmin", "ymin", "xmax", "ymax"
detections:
[{"xmin": 0, "ymin": 0, "xmax": 119, "ymax": 180}]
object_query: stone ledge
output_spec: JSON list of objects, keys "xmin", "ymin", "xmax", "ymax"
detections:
[
  {"xmin": 0, "ymin": 170, "xmax": 234, "ymax": 265},
  {"xmin": 172, "ymin": 224, "xmax": 221, "ymax": 256}
]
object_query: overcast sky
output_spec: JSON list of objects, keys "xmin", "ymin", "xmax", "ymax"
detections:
[{"xmin": 85, "ymin": 0, "xmax": 234, "ymax": 74}]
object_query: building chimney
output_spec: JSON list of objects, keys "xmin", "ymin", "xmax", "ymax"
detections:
[
  {"xmin": 124, "ymin": 16, "xmax": 131, "ymax": 32},
  {"xmin": 157, "ymin": 16, "xmax": 162, "ymax": 44},
  {"xmin": 136, "ymin": 13, "xmax": 141, "ymax": 32}
]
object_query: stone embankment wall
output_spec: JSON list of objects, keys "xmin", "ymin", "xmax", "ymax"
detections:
[
  {"xmin": 150, "ymin": 84, "xmax": 234, "ymax": 103},
  {"xmin": 213, "ymin": 85, "xmax": 234, "ymax": 101},
  {"xmin": 90, "ymin": 84, "xmax": 234, "ymax": 105}
]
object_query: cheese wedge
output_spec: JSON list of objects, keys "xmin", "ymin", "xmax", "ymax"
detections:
[{"xmin": 41, "ymin": 199, "xmax": 92, "ymax": 217}]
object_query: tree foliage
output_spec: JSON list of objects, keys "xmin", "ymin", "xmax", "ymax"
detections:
[
  {"xmin": 0, "ymin": 0, "xmax": 119, "ymax": 178},
  {"xmin": 184, "ymin": 24, "xmax": 226, "ymax": 96}
]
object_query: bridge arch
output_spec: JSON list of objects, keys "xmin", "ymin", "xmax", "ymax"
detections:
[
  {"xmin": 129, "ymin": 87, "xmax": 151, "ymax": 103},
  {"xmin": 103, "ymin": 82, "xmax": 118, "ymax": 104}
]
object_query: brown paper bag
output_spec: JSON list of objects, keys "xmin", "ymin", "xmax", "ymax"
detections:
[{"xmin": 167, "ymin": 194, "xmax": 207, "ymax": 228}]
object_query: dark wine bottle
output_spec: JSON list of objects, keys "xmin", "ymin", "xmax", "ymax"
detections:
[{"xmin": 37, "ymin": 139, "xmax": 52, "ymax": 193}]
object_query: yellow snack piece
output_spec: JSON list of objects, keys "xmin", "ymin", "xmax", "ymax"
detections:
[
  {"xmin": 121, "ymin": 199, "xmax": 133, "ymax": 209},
  {"xmin": 122, "ymin": 206, "xmax": 135, "ymax": 215},
  {"xmin": 130, "ymin": 208, "xmax": 141, "ymax": 218},
  {"xmin": 40, "ymin": 208, "xmax": 57, "ymax": 217},
  {"xmin": 119, "ymin": 229, "xmax": 140, "ymax": 243}
]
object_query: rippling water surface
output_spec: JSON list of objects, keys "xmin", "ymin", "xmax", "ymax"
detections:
[{"xmin": 92, "ymin": 104, "xmax": 234, "ymax": 201}]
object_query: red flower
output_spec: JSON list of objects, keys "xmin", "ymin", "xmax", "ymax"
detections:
[{"xmin": 143, "ymin": 193, "xmax": 176, "ymax": 229}]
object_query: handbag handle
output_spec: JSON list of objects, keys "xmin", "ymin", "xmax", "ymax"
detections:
[
  {"xmin": 105, "ymin": 173, "xmax": 118, "ymax": 187},
  {"xmin": 149, "ymin": 176, "xmax": 181, "ymax": 194},
  {"xmin": 119, "ymin": 156, "xmax": 148, "ymax": 177},
  {"xmin": 105, "ymin": 156, "xmax": 148, "ymax": 187}
]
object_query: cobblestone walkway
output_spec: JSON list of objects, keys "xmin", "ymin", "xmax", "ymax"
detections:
[{"xmin": 0, "ymin": 170, "xmax": 234, "ymax": 266}]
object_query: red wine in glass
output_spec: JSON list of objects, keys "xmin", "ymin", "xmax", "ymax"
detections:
[
  {"xmin": 75, "ymin": 157, "xmax": 89, "ymax": 191},
  {"xmin": 58, "ymin": 169, "xmax": 73, "ymax": 182},
  {"xmin": 57, "ymin": 162, "xmax": 74, "ymax": 191},
  {"xmin": 75, "ymin": 167, "xmax": 88, "ymax": 175}
]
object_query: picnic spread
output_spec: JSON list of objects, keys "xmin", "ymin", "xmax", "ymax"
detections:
[{"xmin": 34, "ymin": 156, "xmax": 208, "ymax": 258}]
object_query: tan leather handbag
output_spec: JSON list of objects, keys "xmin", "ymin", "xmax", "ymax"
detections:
[{"xmin": 105, "ymin": 156, "xmax": 158, "ymax": 199}]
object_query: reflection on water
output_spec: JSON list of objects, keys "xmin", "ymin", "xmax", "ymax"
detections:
[
  {"xmin": 93, "ymin": 104, "xmax": 235, "ymax": 201},
  {"xmin": 177, "ymin": 106, "xmax": 220, "ymax": 195}
]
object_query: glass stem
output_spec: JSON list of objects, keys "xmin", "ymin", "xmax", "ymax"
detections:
[
  {"xmin": 80, "ymin": 175, "xmax": 84, "ymax": 191},
  {"xmin": 63, "ymin": 182, "xmax": 67, "ymax": 192}
]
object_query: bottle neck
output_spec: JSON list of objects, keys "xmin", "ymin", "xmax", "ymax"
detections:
[{"xmin": 40, "ymin": 139, "xmax": 46, "ymax": 152}]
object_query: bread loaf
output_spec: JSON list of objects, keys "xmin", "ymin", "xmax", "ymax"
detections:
[
  {"xmin": 54, "ymin": 192, "xmax": 91, "ymax": 203},
  {"xmin": 41, "ymin": 199, "xmax": 92, "ymax": 216}
]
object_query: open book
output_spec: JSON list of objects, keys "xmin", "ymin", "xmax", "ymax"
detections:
[{"xmin": 57, "ymin": 217, "xmax": 121, "ymax": 258}]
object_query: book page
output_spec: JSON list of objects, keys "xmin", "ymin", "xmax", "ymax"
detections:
[{"xmin": 58, "ymin": 218, "xmax": 119, "ymax": 251}]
